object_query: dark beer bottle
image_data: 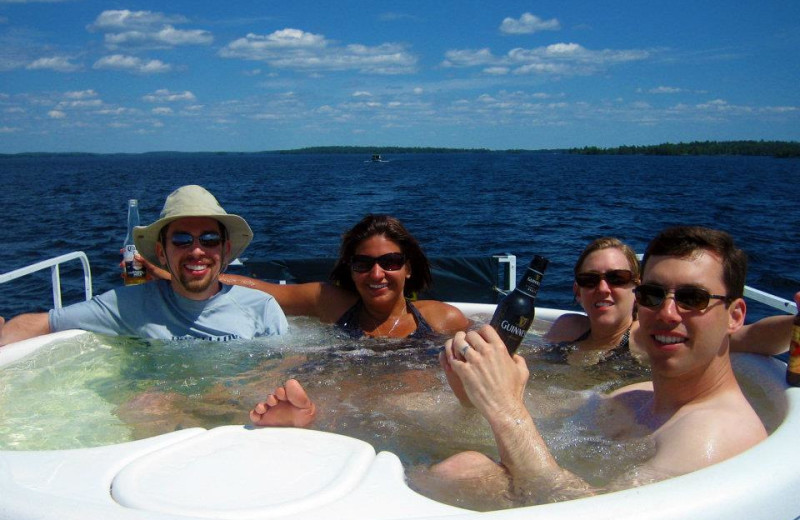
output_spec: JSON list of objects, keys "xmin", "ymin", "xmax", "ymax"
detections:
[
  {"xmin": 123, "ymin": 199, "xmax": 147, "ymax": 286},
  {"xmin": 490, "ymin": 255, "xmax": 548, "ymax": 354},
  {"xmin": 786, "ymin": 310, "xmax": 800, "ymax": 386}
]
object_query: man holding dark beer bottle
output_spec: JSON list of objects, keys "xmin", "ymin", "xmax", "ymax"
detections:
[
  {"xmin": 0, "ymin": 185, "xmax": 287, "ymax": 345},
  {"xmin": 417, "ymin": 226, "xmax": 768, "ymax": 507}
]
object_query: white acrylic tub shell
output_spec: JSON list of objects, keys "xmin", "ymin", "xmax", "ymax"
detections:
[{"xmin": 2, "ymin": 306, "xmax": 800, "ymax": 520}]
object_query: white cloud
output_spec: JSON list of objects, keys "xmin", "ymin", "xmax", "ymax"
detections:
[
  {"xmin": 93, "ymin": 54, "xmax": 172, "ymax": 74},
  {"xmin": 651, "ymin": 86, "xmax": 683, "ymax": 94},
  {"xmin": 26, "ymin": 56, "xmax": 81, "ymax": 72},
  {"xmin": 89, "ymin": 10, "xmax": 188, "ymax": 32},
  {"xmin": 47, "ymin": 110, "xmax": 66, "ymax": 119},
  {"xmin": 152, "ymin": 107, "xmax": 173, "ymax": 115},
  {"xmin": 89, "ymin": 10, "xmax": 212, "ymax": 50},
  {"xmin": 143, "ymin": 89, "xmax": 197, "ymax": 103},
  {"xmin": 500, "ymin": 13, "xmax": 560, "ymax": 35},
  {"xmin": 637, "ymin": 86, "xmax": 708, "ymax": 95},
  {"xmin": 219, "ymin": 28, "xmax": 417, "ymax": 74},
  {"xmin": 64, "ymin": 90, "xmax": 98, "ymax": 99},
  {"xmin": 444, "ymin": 42, "xmax": 649, "ymax": 76},
  {"xmin": 104, "ymin": 26, "xmax": 212, "ymax": 49},
  {"xmin": 484, "ymin": 66, "xmax": 510, "ymax": 75},
  {"xmin": 442, "ymin": 48, "xmax": 496, "ymax": 67},
  {"xmin": 56, "ymin": 99, "xmax": 103, "ymax": 109}
]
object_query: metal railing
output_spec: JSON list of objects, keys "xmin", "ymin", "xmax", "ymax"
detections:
[
  {"xmin": 0, "ymin": 252, "xmax": 93, "ymax": 309},
  {"xmin": 744, "ymin": 285, "xmax": 797, "ymax": 315},
  {"xmin": 0, "ymin": 251, "xmax": 795, "ymax": 315}
]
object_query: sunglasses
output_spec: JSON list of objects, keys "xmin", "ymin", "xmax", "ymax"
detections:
[
  {"xmin": 634, "ymin": 283, "xmax": 731, "ymax": 311},
  {"xmin": 350, "ymin": 253, "xmax": 406, "ymax": 273},
  {"xmin": 575, "ymin": 269, "xmax": 635, "ymax": 289},
  {"xmin": 169, "ymin": 232, "xmax": 223, "ymax": 249}
]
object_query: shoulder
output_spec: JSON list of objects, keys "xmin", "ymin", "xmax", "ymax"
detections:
[
  {"xmin": 413, "ymin": 300, "xmax": 470, "ymax": 334},
  {"xmin": 223, "ymin": 284, "xmax": 283, "ymax": 308},
  {"xmin": 653, "ymin": 395, "xmax": 767, "ymax": 473},
  {"xmin": 544, "ymin": 312, "xmax": 590, "ymax": 342}
]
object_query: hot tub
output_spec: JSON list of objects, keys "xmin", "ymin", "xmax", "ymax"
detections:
[{"xmin": 1, "ymin": 304, "xmax": 798, "ymax": 520}]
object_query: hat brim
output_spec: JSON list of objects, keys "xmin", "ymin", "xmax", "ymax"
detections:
[{"xmin": 134, "ymin": 214, "xmax": 253, "ymax": 268}]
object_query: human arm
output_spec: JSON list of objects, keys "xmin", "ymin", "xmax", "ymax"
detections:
[
  {"xmin": 730, "ymin": 291, "xmax": 800, "ymax": 355},
  {"xmin": 0, "ymin": 313, "xmax": 52, "ymax": 347},
  {"xmin": 444, "ymin": 326, "xmax": 596, "ymax": 503},
  {"xmin": 219, "ymin": 274, "xmax": 354, "ymax": 320}
]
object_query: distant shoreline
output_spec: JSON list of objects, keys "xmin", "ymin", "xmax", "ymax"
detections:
[{"xmin": 2, "ymin": 140, "xmax": 798, "ymax": 158}]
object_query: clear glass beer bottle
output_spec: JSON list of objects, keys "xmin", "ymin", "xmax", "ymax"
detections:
[{"xmin": 123, "ymin": 199, "xmax": 147, "ymax": 285}]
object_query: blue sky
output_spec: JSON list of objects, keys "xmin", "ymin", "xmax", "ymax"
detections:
[{"xmin": 1, "ymin": 0, "xmax": 798, "ymax": 153}]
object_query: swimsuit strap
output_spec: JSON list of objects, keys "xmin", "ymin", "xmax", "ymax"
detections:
[
  {"xmin": 406, "ymin": 300, "xmax": 434, "ymax": 339},
  {"xmin": 617, "ymin": 327, "xmax": 631, "ymax": 350},
  {"xmin": 335, "ymin": 299, "xmax": 433, "ymax": 339},
  {"xmin": 564, "ymin": 325, "xmax": 630, "ymax": 350}
]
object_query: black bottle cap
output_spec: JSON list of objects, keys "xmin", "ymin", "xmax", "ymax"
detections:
[{"xmin": 528, "ymin": 255, "xmax": 549, "ymax": 271}]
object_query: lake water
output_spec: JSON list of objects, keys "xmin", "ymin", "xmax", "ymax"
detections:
[{"xmin": 1, "ymin": 152, "xmax": 797, "ymax": 321}]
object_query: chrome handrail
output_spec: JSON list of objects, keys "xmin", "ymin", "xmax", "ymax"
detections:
[
  {"xmin": 0, "ymin": 252, "xmax": 93, "ymax": 309},
  {"xmin": 744, "ymin": 285, "xmax": 797, "ymax": 315}
]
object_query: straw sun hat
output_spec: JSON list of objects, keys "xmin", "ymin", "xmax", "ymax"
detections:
[{"xmin": 133, "ymin": 185, "xmax": 253, "ymax": 267}]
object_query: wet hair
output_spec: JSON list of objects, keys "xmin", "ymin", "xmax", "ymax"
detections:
[
  {"xmin": 573, "ymin": 237, "xmax": 641, "ymax": 281},
  {"xmin": 641, "ymin": 226, "xmax": 747, "ymax": 300},
  {"xmin": 329, "ymin": 214, "xmax": 432, "ymax": 297}
]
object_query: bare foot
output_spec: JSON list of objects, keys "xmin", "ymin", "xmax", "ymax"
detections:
[{"xmin": 249, "ymin": 379, "xmax": 317, "ymax": 427}]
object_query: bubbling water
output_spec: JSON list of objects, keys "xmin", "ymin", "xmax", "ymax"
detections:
[
  {"xmin": 1, "ymin": 316, "xmax": 783, "ymax": 510},
  {"xmin": 0, "ymin": 316, "xmax": 657, "ymax": 479}
]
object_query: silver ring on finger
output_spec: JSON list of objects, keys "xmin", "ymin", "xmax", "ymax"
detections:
[{"xmin": 460, "ymin": 344, "xmax": 471, "ymax": 358}]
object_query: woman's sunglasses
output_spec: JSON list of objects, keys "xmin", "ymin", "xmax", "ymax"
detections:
[
  {"xmin": 350, "ymin": 253, "xmax": 406, "ymax": 273},
  {"xmin": 634, "ymin": 283, "xmax": 731, "ymax": 311},
  {"xmin": 170, "ymin": 232, "xmax": 223, "ymax": 249},
  {"xmin": 575, "ymin": 269, "xmax": 635, "ymax": 289}
]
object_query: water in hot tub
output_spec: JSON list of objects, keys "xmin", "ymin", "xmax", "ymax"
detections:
[{"xmin": 0, "ymin": 314, "xmax": 780, "ymax": 509}]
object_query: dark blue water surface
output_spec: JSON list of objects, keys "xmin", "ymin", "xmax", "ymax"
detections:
[{"xmin": 1, "ymin": 152, "xmax": 797, "ymax": 322}]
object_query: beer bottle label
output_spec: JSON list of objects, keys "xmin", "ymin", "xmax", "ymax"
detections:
[
  {"xmin": 516, "ymin": 268, "xmax": 544, "ymax": 297},
  {"xmin": 124, "ymin": 244, "xmax": 145, "ymax": 279}
]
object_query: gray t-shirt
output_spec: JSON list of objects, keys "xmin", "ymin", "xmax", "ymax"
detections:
[{"xmin": 49, "ymin": 280, "xmax": 288, "ymax": 341}]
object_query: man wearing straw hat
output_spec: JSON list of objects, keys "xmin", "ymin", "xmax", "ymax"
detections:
[{"xmin": 0, "ymin": 185, "xmax": 287, "ymax": 345}]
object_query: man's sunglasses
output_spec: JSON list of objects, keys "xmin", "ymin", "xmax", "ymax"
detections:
[
  {"xmin": 575, "ymin": 269, "xmax": 635, "ymax": 289},
  {"xmin": 169, "ymin": 232, "xmax": 223, "ymax": 249},
  {"xmin": 350, "ymin": 253, "xmax": 406, "ymax": 273},
  {"xmin": 634, "ymin": 283, "xmax": 732, "ymax": 311}
]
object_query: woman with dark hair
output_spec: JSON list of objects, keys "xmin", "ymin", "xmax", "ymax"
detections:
[{"xmin": 222, "ymin": 214, "xmax": 469, "ymax": 339}]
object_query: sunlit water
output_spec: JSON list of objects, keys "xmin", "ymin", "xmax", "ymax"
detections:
[{"xmin": 1, "ymin": 153, "xmax": 797, "ymax": 322}]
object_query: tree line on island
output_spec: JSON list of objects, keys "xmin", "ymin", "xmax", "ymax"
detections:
[
  {"xmin": 566, "ymin": 140, "xmax": 800, "ymax": 158},
  {"xmin": 2, "ymin": 140, "xmax": 798, "ymax": 158}
]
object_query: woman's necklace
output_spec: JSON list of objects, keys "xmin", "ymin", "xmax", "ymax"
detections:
[{"xmin": 363, "ymin": 305, "xmax": 407, "ymax": 337}]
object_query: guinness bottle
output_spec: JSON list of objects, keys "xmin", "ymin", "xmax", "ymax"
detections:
[
  {"xmin": 491, "ymin": 255, "xmax": 548, "ymax": 354},
  {"xmin": 123, "ymin": 199, "xmax": 147, "ymax": 285},
  {"xmin": 786, "ymin": 311, "xmax": 800, "ymax": 386}
]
